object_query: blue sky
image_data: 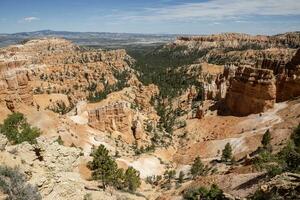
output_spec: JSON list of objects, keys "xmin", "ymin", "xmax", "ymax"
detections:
[{"xmin": 0, "ymin": 0, "xmax": 300, "ymax": 35}]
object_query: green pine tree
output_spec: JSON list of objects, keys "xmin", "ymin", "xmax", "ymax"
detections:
[
  {"xmin": 190, "ymin": 156, "xmax": 205, "ymax": 178},
  {"xmin": 222, "ymin": 143, "xmax": 232, "ymax": 162},
  {"xmin": 88, "ymin": 145, "xmax": 118, "ymax": 190},
  {"xmin": 178, "ymin": 171, "xmax": 184, "ymax": 183},
  {"xmin": 124, "ymin": 167, "xmax": 141, "ymax": 192},
  {"xmin": 0, "ymin": 112, "xmax": 40, "ymax": 144},
  {"xmin": 262, "ymin": 129, "xmax": 271, "ymax": 148}
]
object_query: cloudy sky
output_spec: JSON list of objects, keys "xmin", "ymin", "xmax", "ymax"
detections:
[{"xmin": 0, "ymin": 0, "xmax": 300, "ymax": 35}]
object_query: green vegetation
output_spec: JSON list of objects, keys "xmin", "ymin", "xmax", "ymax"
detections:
[
  {"xmin": 178, "ymin": 171, "xmax": 185, "ymax": 183},
  {"xmin": 146, "ymin": 175, "xmax": 162, "ymax": 186},
  {"xmin": 154, "ymin": 98, "xmax": 176, "ymax": 134},
  {"xmin": 190, "ymin": 156, "xmax": 205, "ymax": 178},
  {"xmin": 183, "ymin": 184, "xmax": 226, "ymax": 200},
  {"xmin": 128, "ymin": 46, "xmax": 204, "ymax": 99},
  {"xmin": 88, "ymin": 145, "xmax": 141, "ymax": 192},
  {"xmin": 124, "ymin": 167, "xmax": 141, "ymax": 192},
  {"xmin": 126, "ymin": 45, "xmax": 205, "ymax": 136},
  {"xmin": 253, "ymin": 125, "xmax": 300, "ymax": 177},
  {"xmin": 0, "ymin": 166, "xmax": 42, "ymax": 200},
  {"xmin": 87, "ymin": 70, "xmax": 130, "ymax": 103},
  {"xmin": 0, "ymin": 112, "xmax": 41, "ymax": 145},
  {"xmin": 83, "ymin": 193, "xmax": 93, "ymax": 200},
  {"xmin": 262, "ymin": 129, "xmax": 271, "ymax": 149},
  {"xmin": 48, "ymin": 101, "xmax": 74, "ymax": 115},
  {"xmin": 164, "ymin": 170, "xmax": 176, "ymax": 183},
  {"xmin": 55, "ymin": 136, "xmax": 64, "ymax": 145},
  {"xmin": 221, "ymin": 143, "xmax": 233, "ymax": 162}
]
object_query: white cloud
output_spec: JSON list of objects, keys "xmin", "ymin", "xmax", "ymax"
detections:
[
  {"xmin": 108, "ymin": 0, "xmax": 300, "ymax": 22},
  {"xmin": 20, "ymin": 16, "xmax": 40, "ymax": 23}
]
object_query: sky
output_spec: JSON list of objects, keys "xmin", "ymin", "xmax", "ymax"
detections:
[{"xmin": 0, "ymin": 0, "xmax": 300, "ymax": 35}]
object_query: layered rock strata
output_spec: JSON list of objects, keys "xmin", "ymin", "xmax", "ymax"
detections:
[{"xmin": 225, "ymin": 67, "xmax": 276, "ymax": 116}]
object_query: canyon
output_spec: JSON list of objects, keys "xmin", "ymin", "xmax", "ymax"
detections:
[{"xmin": 0, "ymin": 32, "xmax": 299, "ymax": 200}]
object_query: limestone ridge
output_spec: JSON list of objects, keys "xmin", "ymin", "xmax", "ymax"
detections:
[{"xmin": 176, "ymin": 32, "xmax": 300, "ymax": 49}]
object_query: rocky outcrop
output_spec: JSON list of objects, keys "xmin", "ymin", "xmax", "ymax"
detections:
[
  {"xmin": 164, "ymin": 32, "xmax": 299, "ymax": 67},
  {"xmin": 0, "ymin": 135, "xmax": 145, "ymax": 200},
  {"xmin": 0, "ymin": 38, "xmax": 138, "ymax": 111},
  {"xmin": 175, "ymin": 32, "xmax": 300, "ymax": 50},
  {"xmin": 88, "ymin": 100, "xmax": 149, "ymax": 143},
  {"xmin": 255, "ymin": 173, "xmax": 300, "ymax": 200},
  {"xmin": 88, "ymin": 101, "xmax": 132, "ymax": 134},
  {"xmin": 0, "ymin": 69, "xmax": 33, "ymax": 111},
  {"xmin": 276, "ymin": 49, "xmax": 300, "ymax": 101},
  {"xmin": 225, "ymin": 67, "xmax": 276, "ymax": 116},
  {"xmin": 224, "ymin": 49, "xmax": 300, "ymax": 116}
]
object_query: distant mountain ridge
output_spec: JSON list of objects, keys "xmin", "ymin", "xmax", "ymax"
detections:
[{"xmin": 0, "ymin": 30, "xmax": 177, "ymax": 48}]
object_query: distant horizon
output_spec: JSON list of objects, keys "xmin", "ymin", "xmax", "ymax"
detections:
[
  {"xmin": 1, "ymin": 29, "xmax": 300, "ymax": 36},
  {"xmin": 1, "ymin": 0, "xmax": 300, "ymax": 35}
]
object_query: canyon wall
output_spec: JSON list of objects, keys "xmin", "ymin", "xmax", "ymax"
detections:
[
  {"xmin": 0, "ymin": 38, "xmax": 137, "ymax": 111},
  {"xmin": 88, "ymin": 101, "xmax": 147, "ymax": 143},
  {"xmin": 276, "ymin": 49, "xmax": 300, "ymax": 102},
  {"xmin": 225, "ymin": 49, "xmax": 300, "ymax": 116},
  {"xmin": 225, "ymin": 67, "xmax": 276, "ymax": 116},
  {"xmin": 0, "ymin": 69, "xmax": 33, "ymax": 111}
]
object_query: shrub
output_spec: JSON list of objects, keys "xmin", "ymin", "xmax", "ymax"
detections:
[
  {"xmin": 164, "ymin": 170, "xmax": 176, "ymax": 183},
  {"xmin": 0, "ymin": 112, "xmax": 41, "ymax": 144},
  {"xmin": 183, "ymin": 184, "xmax": 225, "ymax": 200},
  {"xmin": 0, "ymin": 166, "xmax": 42, "ymax": 200},
  {"xmin": 56, "ymin": 136, "xmax": 64, "ymax": 145}
]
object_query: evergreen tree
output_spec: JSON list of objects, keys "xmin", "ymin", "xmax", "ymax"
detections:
[
  {"xmin": 262, "ymin": 129, "xmax": 271, "ymax": 148},
  {"xmin": 124, "ymin": 167, "xmax": 141, "ymax": 192},
  {"xmin": 190, "ymin": 156, "xmax": 205, "ymax": 178},
  {"xmin": 291, "ymin": 124, "xmax": 300, "ymax": 148},
  {"xmin": 222, "ymin": 143, "xmax": 232, "ymax": 162},
  {"xmin": 178, "ymin": 171, "xmax": 184, "ymax": 183},
  {"xmin": 88, "ymin": 145, "xmax": 118, "ymax": 190},
  {"xmin": 0, "ymin": 112, "xmax": 40, "ymax": 144},
  {"xmin": 88, "ymin": 145, "xmax": 142, "ymax": 191},
  {"xmin": 113, "ymin": 168, "xmax": 125, "ymax": 190}
]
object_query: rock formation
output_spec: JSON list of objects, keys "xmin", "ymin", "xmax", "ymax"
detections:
[
  {"xmin": 0, "ymin": 38, "xmax": 137, "ymax": 112},
  {"xmin": 257, "ymin": 173, "xmax": 300, "ymax": 200},
  {"xmin": 88, "ymin": 101, "xmax": 132, "ymax": 134},
  {"xmin": 225, "ymin": 67, "xmax": 276, "ymax": 116},
  {"xmin": 0, "ymin": 69, "xmax": 33, "ymax": 111},
  {"xmin": 276, "ymin": 49, "xmax": 300, "ymax": 101},
  {"xmin": 224, "ymin": 49, "xmax": 300, "ymax": 116},
  {"xmin": 175, "ymin": 32, "xmax": 300, "ymax": 50}
]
